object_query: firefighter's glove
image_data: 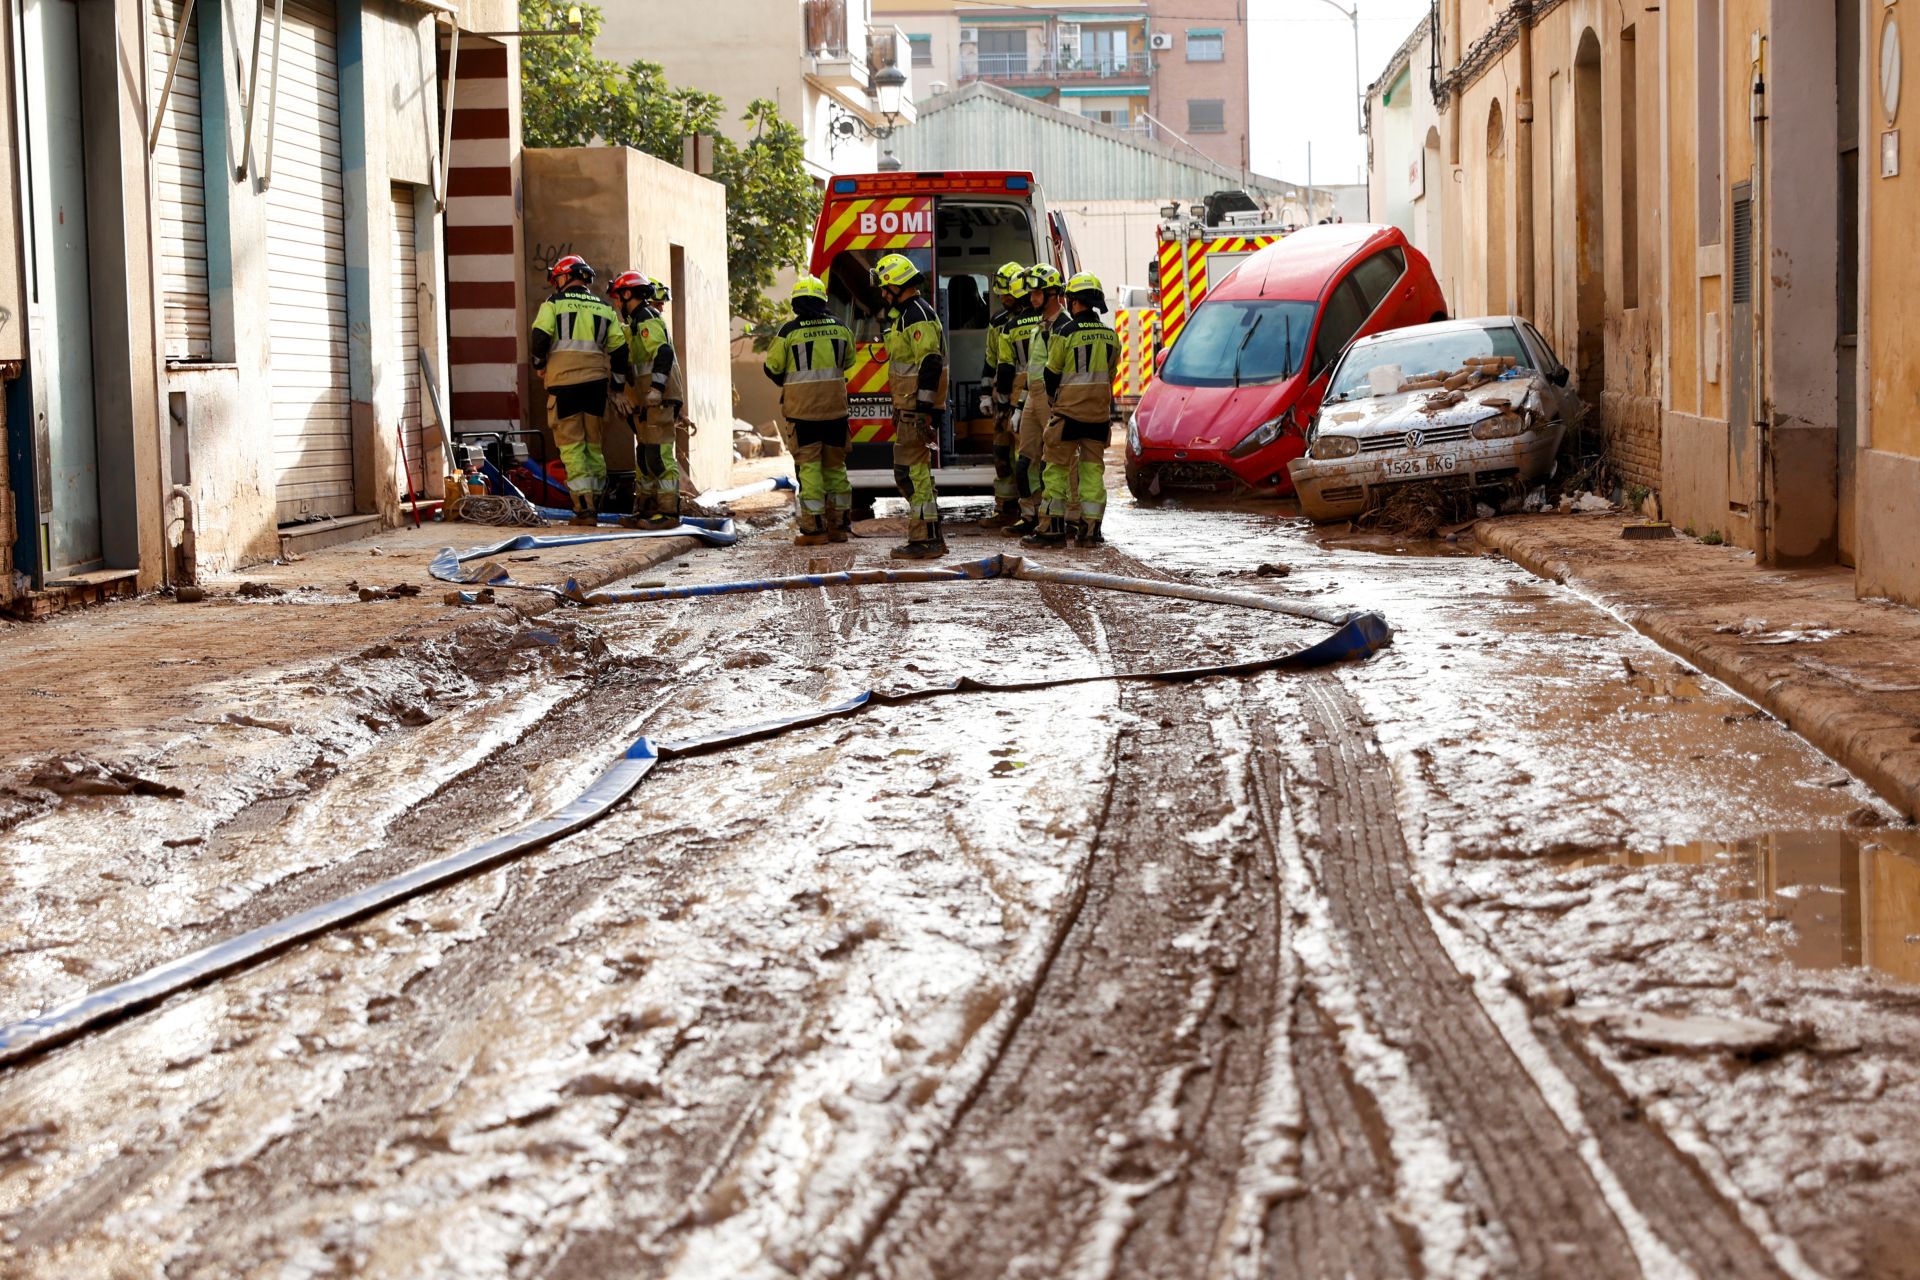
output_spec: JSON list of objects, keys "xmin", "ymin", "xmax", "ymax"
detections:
[
  {"xmin": 609, "ymin": 391, "xmax": 634, "ymax": 416},
  {"xmin": 976, "ymin": 393, "xmax": 993, "ymax": 418},
  {"xmin": 645, "ymin": 388, "xmax": 664, "ymax": 409}
]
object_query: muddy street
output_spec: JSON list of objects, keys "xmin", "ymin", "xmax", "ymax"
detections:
[{"xmin": 2, "ymin": 491, "xmax": 1917, "ymax": 1279}]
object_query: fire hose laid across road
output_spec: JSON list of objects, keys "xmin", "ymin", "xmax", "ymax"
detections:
[{"xmin": 0, "ymin": 554, "xmax": 1389, "ymax": 1069}]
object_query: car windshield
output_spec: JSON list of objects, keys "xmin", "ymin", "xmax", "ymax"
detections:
[
  {"xmin": 1158, "ymin": 299, "xmax": 1318, "ymax": 387},
  {"xmin": 1327, "ymin": 325, "xmax": 1532, "ymax": 401}
]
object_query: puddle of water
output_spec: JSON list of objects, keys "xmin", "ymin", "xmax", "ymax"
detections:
[{"xmin": 1565, "ymin": 829, "xmax": 1920, "ymax": 981}]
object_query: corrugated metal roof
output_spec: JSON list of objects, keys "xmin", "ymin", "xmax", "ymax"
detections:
[{"xmin": 893, "ymin": 81, "xmax": 1296, "ymax": 202}]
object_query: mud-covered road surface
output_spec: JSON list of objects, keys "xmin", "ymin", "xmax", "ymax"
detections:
[{"xmin": 3, "ymin": 486, "xmax": 1919, "ymax": 1278}]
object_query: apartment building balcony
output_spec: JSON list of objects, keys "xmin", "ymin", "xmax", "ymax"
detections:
[
  {"xmin": 956, "ymin": 51, "xmax": 1155, "ymax": 89},
  {"xmin": 804, "ymin": 0, "xmax": 869, "ymax": 91}
]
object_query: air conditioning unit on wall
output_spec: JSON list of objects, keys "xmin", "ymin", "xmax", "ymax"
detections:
[
  {"xmin": 959, "ymin": 26, "xmax": 978, "ymax": 43},
  {"xmin": 1148, "ymin": 32, "xmax": 1173, "ymax": 51}
]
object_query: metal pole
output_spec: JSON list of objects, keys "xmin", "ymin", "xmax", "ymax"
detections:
[
  {"xmin": 1351, "ymin": 5, "xmax": 1363, "ymax": 136},
  {"xmin": 237, "ymin": 0, "xmax": 267, "ymax": 177},
  {"xmin": 436, "ymin": 25, "xmax": 459, "ymax": 212},
  {"xmin": 259, "ymin": 0, "xmax": 286, "ymax": 188},
  {"xmin": 147, "ymin": 0, "xmax": 198, "ymax": 154}
]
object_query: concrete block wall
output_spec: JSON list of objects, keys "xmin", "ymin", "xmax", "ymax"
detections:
[{"xmin": 521, "ymin": 148, "xmax": 735, "ymax": 493}]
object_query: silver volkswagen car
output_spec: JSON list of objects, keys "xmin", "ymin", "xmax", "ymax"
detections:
[{"xmin": 1288, "ymin": 316, "xmax": 1585, "ymax": 522}]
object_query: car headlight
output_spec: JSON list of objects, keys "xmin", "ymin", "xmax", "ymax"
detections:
[
  {"xmin": 1227, "ymin": 414, "xmax": 1289, "ymax": 459},
  {"xmin": 1127, "ymin": 411, "xmax": 1141, "ymax": 456},
  {"xmin": 1307, "ymin": 434, "xmax": 1360, "ymax": 460},
  {"xmin": 1470, "ymin": 411, "xmax": 1531, "ymax": 441}
]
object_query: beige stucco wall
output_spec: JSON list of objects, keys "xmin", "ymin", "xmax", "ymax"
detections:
[{"xmin": 522, "ymin": 148, "xmax": 734, "ymax": 493}]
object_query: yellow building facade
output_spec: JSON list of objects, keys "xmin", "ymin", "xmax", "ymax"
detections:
[{"xmin": 1406, "ymin": 0, "xmax": 1917, "ymax": 607}]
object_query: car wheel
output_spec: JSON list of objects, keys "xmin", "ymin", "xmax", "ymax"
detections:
[{"xmin": 1124, "ymin": 459, "xmax": 1158, "ymax": 503}]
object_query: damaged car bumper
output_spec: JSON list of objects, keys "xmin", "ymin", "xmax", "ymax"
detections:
[{"xmin": 1287, "ymin": 424, "xmax": 1565, "ymax": 522}]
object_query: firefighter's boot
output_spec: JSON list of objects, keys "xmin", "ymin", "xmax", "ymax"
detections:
[
  {"xmin": 983, "ymin": 497, "xmax": 1021, "ymax": 528},
  {"xmin": 1074, "ymin": 518, "xmax": 1104, "ymax": 548},
  {"xmin": 826, "ymin": 506, "xmax": 851, "ymax": 543},
  {"xmin": 569, "ymin": 493, "xmax": 599, "ymax": 527},
  {"xmin": 1021, "ymin": 514, "xmax": 1066, "ymax": 549}
]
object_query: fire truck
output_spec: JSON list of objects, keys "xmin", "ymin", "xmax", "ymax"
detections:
[
  {"xmin": 1113, "ymin": 191, "xmax": 1291, "ymax": 412},
  {"xmin": 805, "ymin": 170, "xmax": 1080, "ymax": 497}
]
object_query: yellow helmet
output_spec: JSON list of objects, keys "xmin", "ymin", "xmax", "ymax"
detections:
[
  {"xmin": 1022, "ymin": 263, "xmax": 1064, "ymax": 294},
  {"xmin": 871, "ymin": 253, "xmax": 920, "ymax": 290},
  {"xmin": 648, "ymin": 275, "xmax": 672, "ymax": 304},
  {"xmin": 790, "ymin": 274, "xmax": 828, "ymax": 304},
  {"xmin": 994, "ymin": 261, "xmax": 1026, "ymax": 294},
  {"xmin": 1065, "ymin": 271, "xmax": 1107, "ymax": 311}
]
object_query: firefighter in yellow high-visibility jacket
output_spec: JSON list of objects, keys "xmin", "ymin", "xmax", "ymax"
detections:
[
  {"xmin": 873, "ymin": 252, "xmax": 948, "ymax": 560},
  {"xmin": 1004, "ymin": 264, "xmax": 1069, "ymax": 538},
  {"xmin": 530, "ymin": 255, "xmax": 630, "ymax": 525},
  {"xmin": 1025, "ymin": 272, "xmax": 1119, "ymax": 550},
  {"xmin": 763, "ymin": 275, "xmax": 856, "ymax": 545},
  {"xmin": 607, "ymin": 274, "xmax": 685, "ymax": 528},
  {"xmin": 980, "ymin": 260, "xmax": 1029, "ymax": 526}
]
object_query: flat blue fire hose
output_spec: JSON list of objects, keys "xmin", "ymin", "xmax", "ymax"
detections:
[
  {"xmin": 0, "ymin": 559, "xmax": 1389, "ymax": 1069},
  {"xmin": 429, "ymin": 517, "xmax": 739, "ymax": 595}
]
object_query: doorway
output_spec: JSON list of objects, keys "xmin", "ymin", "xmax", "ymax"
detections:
[
  {"xmin": 18, "ymin": 0, "xmax": 101, "ymax": 579},
  {"xmin": 1573, "ymin": 30, "xmax": 1607, "ymax": 407}
]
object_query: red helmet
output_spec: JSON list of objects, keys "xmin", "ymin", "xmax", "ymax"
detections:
[
  {"xmin": 607, "ymin": 270, "xmax": 648, "ymax": 297},
  {"xmin": 547, "ymin": 255, "xmax": 593, "ymax": 287}
]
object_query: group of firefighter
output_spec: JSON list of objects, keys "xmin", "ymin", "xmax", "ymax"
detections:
[
  {"xmin": 529, "ymin": 254, "xmax": 688, "ymax": 528},
  {"xmin": 764, "ymin": 253, "xmax": 1119, "ymax": 559},
  {"xmin": 529, "ymin": 249, "xmax": 1118, "ymax": 559}
]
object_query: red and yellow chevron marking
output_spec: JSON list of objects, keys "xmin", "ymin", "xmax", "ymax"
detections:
[
  {"xmin": 848, "ymin": 344, "xmax": 896, "ymax": 443},
  {"xmin": 818, "ymin": 196, "xmax": 935, "ymax": 260},
  {"xmin": 1111, "ymin": 308, "xmax": 1162, "ymax": 398},
  {"xmin": 848, "ymin": 345, "xmax": 890, "ymax": 395},
  {"xmin": 1156, "ymin": 238, "xmax": 1188, "ymax": 340}
]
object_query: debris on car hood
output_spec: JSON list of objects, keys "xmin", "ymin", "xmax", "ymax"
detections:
[{"xmin": 1320, "ymin": 365, "xmax": 1545, "ymax": 435}]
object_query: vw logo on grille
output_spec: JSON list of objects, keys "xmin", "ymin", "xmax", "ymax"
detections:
[{"xmin": 1403, "ymin": 428, "xmax": 1425, "ymax": 449}]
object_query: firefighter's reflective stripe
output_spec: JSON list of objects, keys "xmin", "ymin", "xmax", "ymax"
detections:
[{"xmin": 785, "ymin": 367, "xmax": 840, "ymax": 382}]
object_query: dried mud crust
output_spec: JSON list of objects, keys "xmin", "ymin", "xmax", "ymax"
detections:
[{"xmin": 1291, "ymin": 677, "xmax": 1782, "ymax": 1278}]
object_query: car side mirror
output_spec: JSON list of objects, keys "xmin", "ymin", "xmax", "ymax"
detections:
[
  {"xmin": 1550, "ymin": 367, "xmax": 1570, "ymax": 387},
  {"xmin": 1154, "ymin": 345, "xmax": 1170, "ymax": 372}
]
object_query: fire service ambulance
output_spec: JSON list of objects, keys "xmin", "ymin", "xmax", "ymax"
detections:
[{"xmin": 806, "ymin": 170, "xmax": 1080, "ymax": 498}]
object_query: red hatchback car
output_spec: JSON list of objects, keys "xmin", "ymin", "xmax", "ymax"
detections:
[{"xmin": 1125, "ymin": 223, "xmax": 1448, "ymax": 498}]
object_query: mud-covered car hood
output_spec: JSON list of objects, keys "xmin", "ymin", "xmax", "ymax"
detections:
[{"xmin": 1315, "ymin": 376, "xmax": 1544, "ymax": 436}]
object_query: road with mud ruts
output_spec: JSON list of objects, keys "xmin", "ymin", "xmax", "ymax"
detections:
[{"xmin": 2, "ymin": 492, "xmax": 1917, "ymax": 1279}]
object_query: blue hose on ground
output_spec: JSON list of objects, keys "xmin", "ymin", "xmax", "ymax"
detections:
[
  {"xmin": 568, "ymin": 551, "xmax": 1355, "ymax": 627},
  {"xmin": 430, "ymin": 519, "xmax": 740, "ymax": 590},
  {"xmin": 0, "ymin": 563, "xmax": 1390, "ymax": 1069}
]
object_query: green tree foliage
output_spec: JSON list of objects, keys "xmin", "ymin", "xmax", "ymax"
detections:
[{"xmin": 518, "ymin": 0, "xmax": 821, "ymax": 331}]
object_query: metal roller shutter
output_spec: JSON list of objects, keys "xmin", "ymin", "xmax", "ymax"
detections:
[
  {"xmin": 149, "ymin": 0, "xmax": 211, "ymax": 359},
  {"xmin": 390, "ymin": 185, "xmax": 424, "ymax": 493},
  {"xmin": 266, "ymin": 0, "xmax": 352, "ymax": 522}
]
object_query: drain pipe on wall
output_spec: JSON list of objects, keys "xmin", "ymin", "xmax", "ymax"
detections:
[
  {"xmin": 1514, "ymin": 0, "xmax": 1537, "ymax": 320},
  {"xmin": 1750, "ymin": 33, "xmax": 1773, "ymax": 559}
]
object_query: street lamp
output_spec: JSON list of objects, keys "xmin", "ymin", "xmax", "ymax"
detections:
[
  {"xmin": 828, "ymin": 61, "xmax": 912, "ymax": 161},
  {"xmin": 1302, "ymin": 0, "xmax": 1363, "ymax": 137}
]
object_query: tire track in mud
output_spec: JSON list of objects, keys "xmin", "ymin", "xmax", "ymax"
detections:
[
  {"xmin": 857, "ymin": 553, "xmax": 1296, "ymax": 1280},
  {"xmin": 1288, "ymin": 675, "xmax": 1781, "ymax": 1277}
]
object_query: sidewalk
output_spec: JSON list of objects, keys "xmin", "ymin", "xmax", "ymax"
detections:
[
  {"xmin": 0, "ymin": 465, "xmax": 795, "ymax": 774},
  {"xmin": 1475, "ymin": 512, "xmax": 1920, "ymax": 820}
]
